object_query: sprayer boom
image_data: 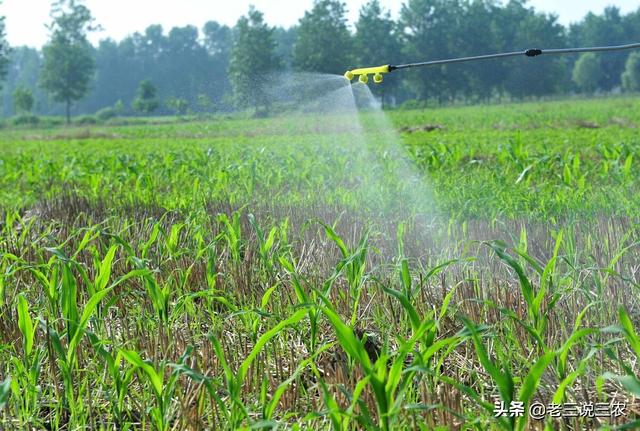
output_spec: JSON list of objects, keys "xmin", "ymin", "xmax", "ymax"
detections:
[{"xmin": 344, "ymin": 42, "xmax": 640, "ymax": 85}]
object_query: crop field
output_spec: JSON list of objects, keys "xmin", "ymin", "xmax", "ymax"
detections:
[{"xmin": 1, "ymin": 96, "xmax": 640, "ymax": 430}]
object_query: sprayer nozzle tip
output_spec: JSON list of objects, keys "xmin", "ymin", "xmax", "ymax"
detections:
[
  {"xmin": 344, "ymin": 71, "xmax": 354, "ymax": 81},
  {"xmin": 359, "ymin": 74, "xmax": 369, "ymax": 84},
  {"xmin": 373, "ymin": 73, "xmax": 383, "ymax": 84}
]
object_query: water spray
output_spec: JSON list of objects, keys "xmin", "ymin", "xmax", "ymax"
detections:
[{"xmin": 344, "ymin": 42, "xmax": 640, "ymax": 84}]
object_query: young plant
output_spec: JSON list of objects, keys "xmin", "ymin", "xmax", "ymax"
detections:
[
  {"xmin": 321, "ymin": 222, "xmax": 369, "ymax": 326},
  {"xmin": 10, "ymin": 294, "xmax": 44, "ymax": 425},
  {"xmin": 208, "ymin": 308, "xmax": 309, "ymax": 428}
]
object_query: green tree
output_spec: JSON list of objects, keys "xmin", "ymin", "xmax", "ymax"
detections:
[
  {"xmin": 398, "ymin": 0, "xmax": 463, "ymax": 101},
  {"xmin": 228, "ymin": 7, "xmax": 280, "ymax": 114},
  {"xmin": 166, "ymin": 96, "xmax": 188, "ymax": 115},
  {"xmin": 293, "ymin": 0, "xmax": 352, "ymax": 75},
  {"xmin": 114, "ymin": 99, "xmax": 124, "ymax": 115},
  {"xmin": 132, "ymin": 80, "xmax": 160, "ymax": 115},
  {"xmin": 453, "ymin": 0, "xmax": 502, "ymax": 102},
  {"xmin": 572, "ymin": 53, "xmax": 604, "ymax": 93},
  {"xmin": 354, "ymin": 1, "xmax": 401, "ymax": 106},
  {"xmin": 569, "ymin": 7, "xmax": 627, "ymax": 90},
  {"xmin": 202, "ymin": 21, "xmax": 232, "ymax": 105},
  {"xmin": 13, "ymin": 86, "xmax": 34, "ymax": 114},
  {"xmin": 0, "ymin": 47, "xmax": 46, "ymax": 116},
  {"xmin": 196, "ymin": 93, "xmax": 214, "ymax": 113},
  {"xmin": 501, "ymin": 4, "xmax": 568, "ymax": 99},
  {"xmin": 274, "ymin": 26, "xmax": 298, "ymax": 70},
  {"xmin": 0, "ymin": 11, "xmax": 10, "ymax": 88},
  {"xmin": 40, "ymin": 0, "xmax": 97, "ymax": 124},
  {"xmin": 622, "ymin": 52, "xmax": 640, "ymax": 92},
  {"xmin": 203, "ymin": 21, "xmax": 231, "ymax": 59}
]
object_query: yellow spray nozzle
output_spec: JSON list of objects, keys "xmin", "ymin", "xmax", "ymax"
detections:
[{"xmin": 344, "ymin": 64, "xmax": 390, "ymax": 84}]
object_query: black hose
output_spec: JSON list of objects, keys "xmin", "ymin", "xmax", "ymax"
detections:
[{"xmin": 391, "ymin": 42, "xmax": 640, "ymax": 71}]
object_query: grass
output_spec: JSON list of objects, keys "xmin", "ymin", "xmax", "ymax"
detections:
[{"xmin": 0, "ymin": 95, "xmax": 639, "ymax": 429}]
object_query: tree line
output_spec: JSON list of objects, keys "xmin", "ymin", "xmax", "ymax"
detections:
[{"xmin": 1, "ymin": 0, "xmax": 640, "ymax": 121}]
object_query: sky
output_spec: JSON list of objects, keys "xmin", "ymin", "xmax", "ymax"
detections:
[{"xmin": 0, "ymin": 0, "xmax": 638, "ymax": 49}]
